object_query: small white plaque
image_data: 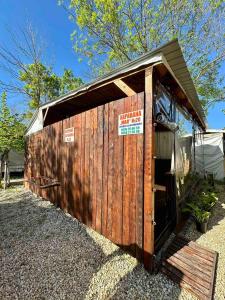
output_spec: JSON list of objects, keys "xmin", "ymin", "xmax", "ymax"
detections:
[{"xmin": 64, "ymin": 127, "xmax": 74, "ymax": 142}]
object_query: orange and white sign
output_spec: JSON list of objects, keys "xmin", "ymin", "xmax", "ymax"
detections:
[
  {"xmin": 64, "ymin": 127, "xmax": 74, "ymax": 142},
  {"xmin": 118, "ymin": 109, "xmax": 144, "ymax": 136}
]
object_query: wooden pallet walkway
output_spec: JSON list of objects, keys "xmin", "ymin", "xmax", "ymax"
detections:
[{"xmin": 161, "ymin": 235, "xmax": 218, "ymax": 300}]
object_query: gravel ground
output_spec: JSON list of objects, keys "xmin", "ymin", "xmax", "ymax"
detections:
[{"xmin": 0, "ymin": 186, "xmax": 224, "ymax": 300}]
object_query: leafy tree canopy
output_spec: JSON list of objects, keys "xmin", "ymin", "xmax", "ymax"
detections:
[
  {"xmin": 59, "ymin": 0, "xmax": 225, "ymax": 112},
  {"xmin": 19, "ymin": 64, "xmax": 83, "ymax": 113},
  {"xmin": 60, "ymin": 68, "xmax": 84, "ymax": 94},
  {"xmin": 0, "ymin": 92, "xmax": 25, "ymax": 156},
  {"xmin": 19, "ymin": 63, "xmax": 60, "ymax": 110}
]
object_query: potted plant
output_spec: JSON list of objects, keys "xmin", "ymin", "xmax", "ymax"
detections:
[
  {"xmin": 183, "ymin": 203, "xmax": 211, "ymax": 233},
  {"xmin": 194, "ymin": 209, "xmax": 211, "ymax": 233}
]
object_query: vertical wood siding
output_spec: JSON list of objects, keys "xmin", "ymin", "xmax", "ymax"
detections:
[{"xmin": 25, "ymin": 92, "xmax": 146, "ymax": 260}]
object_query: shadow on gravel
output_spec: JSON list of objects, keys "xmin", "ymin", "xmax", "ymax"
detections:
[
  {"xmin": 0, "ymin": 192, "xmax": 127, "ymax": 298},
  {"xmin": 0, "ymin": 191, "xmax": 106, "ymax": 299},
  {"xmin": 0, "ymin": 189, "xmax": 182, "ymax": 300}
]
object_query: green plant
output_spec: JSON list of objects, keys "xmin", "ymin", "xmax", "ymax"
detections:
[
  {"xmin": 182, "ymin": 178, "xmax": 218, "ymax": 227},
  {"xmin": 195, "ymin": 210, "xmax": 211, "ymax": 224},
  {"xmin": 60, "ymin": 0, "xmax": 225, "ymax": 111},
  {"xmin": 182, "ymin": 202, "xmax": 211, "ymax": 223},
  {"xmin": 198, "ymin": 192, "xmax": 218, "ymax": 211}
]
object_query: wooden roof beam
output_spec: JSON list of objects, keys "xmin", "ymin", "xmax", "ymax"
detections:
[
  {"xmin": 43, "ymin": 107, "xmax": 49, "ymax": 122},
  {"xmin": 114, "ymin": 79, "xmax": 136, "ymax": 97}
]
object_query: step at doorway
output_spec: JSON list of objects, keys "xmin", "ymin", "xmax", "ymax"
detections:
[{"xmin": 161, "ymin": 235, "xmax": 218, "ymax": 300}]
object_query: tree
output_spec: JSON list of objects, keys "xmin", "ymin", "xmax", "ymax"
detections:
[
  {"xmin": 19, "ymin": 64, "xmax": 83, "ymax": 112},
  {"xmin": 0, "ymin": 25, "xmax": 45, "ymax": 107},
  {"xmin": 59, "ymin": 68, "xmax": 83, "ymax": 94},
  {"xmin": 59, "ymin": 0, "xmax": 225, "ymax": 111},
  {"xmin": 0, "ymin": 92, "xmax": 25, "ymax": 189},
  {"xmin": 19, "ymin": 66, "xmax": 83, "ymax": 113},
  {"xmin": 0, "ymin": 24, "xmax": 83, "ymax": 116},
  {"xmin": 19, "ymin": 63, "xmax": 61, "ymax": 110}
]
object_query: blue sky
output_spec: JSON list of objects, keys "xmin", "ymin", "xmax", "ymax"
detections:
[
  {"xmin": 0, "ymin": 0, "xmax": 88, "ymax": 112},
  {"xmin": 0, "ymin": 0, "xmax": 224, "ymax": 129}
]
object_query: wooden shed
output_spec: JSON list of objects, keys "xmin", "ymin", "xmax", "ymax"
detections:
[{"xmin": 25, "ymin": 39, "xmax": 206, "ymax": 271}]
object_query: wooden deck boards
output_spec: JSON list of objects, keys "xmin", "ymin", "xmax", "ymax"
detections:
[{"xmin": 161, "ymin": 235, "xmax": 218, "ymax": 300}]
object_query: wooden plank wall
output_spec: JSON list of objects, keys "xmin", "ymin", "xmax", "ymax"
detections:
[{"xmin": 25, "ymin": 92, "xmax": 146, "ymax": 261}]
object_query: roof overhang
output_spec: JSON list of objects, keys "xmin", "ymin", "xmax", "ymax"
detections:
[
  {"xmin": 41, "ymin": 54, "xmax": 162, "ymax": 110},
  {"xmin": 26, "ymin": 39, "xmax": 206, "ymax": 135}
]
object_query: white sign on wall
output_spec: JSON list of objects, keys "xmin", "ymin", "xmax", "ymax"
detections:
[
  {"xmin": 118, "ymin": 109, "xmax": 144, "ymax": 136},
  {"xmin": 64, "ymin": 127, "xmax": 74, "ymax": 142}
]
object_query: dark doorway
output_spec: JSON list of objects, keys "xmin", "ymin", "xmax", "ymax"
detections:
[{"xmin": 154, "ymin": 125, "xmax": 177, "ymax": 251}]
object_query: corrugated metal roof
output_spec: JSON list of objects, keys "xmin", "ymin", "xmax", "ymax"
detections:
[{"xmin": 27, "ymin": 39, "xmax": 206, "ymax": 133}]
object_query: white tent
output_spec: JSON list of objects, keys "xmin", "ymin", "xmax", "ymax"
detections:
[{"xmin": 195, "ymin": 130, "xmax": 225, "ymax": 180}]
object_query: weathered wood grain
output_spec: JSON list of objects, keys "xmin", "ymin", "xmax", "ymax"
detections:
[
  {"xmin": 161, "ymin": 235, "xmax": 218, "ymax": 300},
  {"xmin": 143, "ymin": 66, "xmax": 154, "ymax": 271},
  {"xmin": 25, "ymin": 92, "xmax": 147, "ymax": 265}
]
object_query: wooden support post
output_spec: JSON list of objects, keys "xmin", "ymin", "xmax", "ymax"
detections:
[{"xmin": 143, "ymin": 66, "xmax": 155, "ymax": 272}]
